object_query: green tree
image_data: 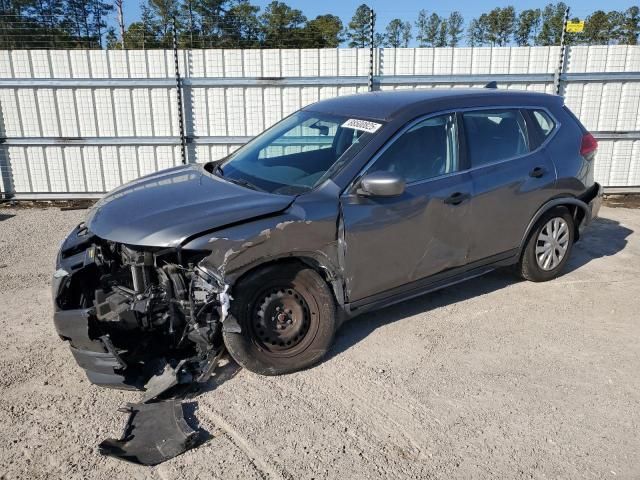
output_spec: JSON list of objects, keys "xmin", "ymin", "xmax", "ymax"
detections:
[
  {"xmin": 259, "ymin": 0, "xmax": 306, "ymax": 48},
  {"xmin": 122, "ymin": 4, "xmax": 160, "ymax": 48},
  {"xmin": 106, "ymin": 26, "xmax": 118, "ymax": 48},
  {"xmin": 304, "ymin": 14, "xmax": 344, "ymax": 48},
  {"xmin": 606, "ymin": 10, "xmax": 625, "ymax": 44},
  {"xmin": 384, "ymin": 18, "xmax": 402, "ymax": 47},
  {"xmin": 620, "ymin": 6, "xmax": 640, "ymax": 45},
  {"xmin": 20, "ymin": 0, "xmax": 70, "ymax": 48},
  {"xmin": 415, "ymin": 9, "xmax": 429, "ymax": 47},
  {"xmin": 373, "ymin": 31, "xmax": 385, "ymax": 47},
  {"xmin": 222, "ymin": 0, "xmax": 261, "ymax": 47},
  {"xmin": 425, "ymin": 13, "xmax": 441, "ymax": 47},
  {"xmin": 485, "ymin": 6, "xmax": 516, "ymax": 46},
  {"xmin": 515, "ymin": 8, "xmax": 541, "ymax": 46},
  {"xmin": 536, "ymin": 2, "xmax": 568, "ymax": 46},
  {"xmin": 447, "ymin": 11, "xmax": 464, "ymax": 46},
  {"xmin": 91, "ymin": 0, "xmax": 114, "ymax": 48},
  {"xmin": 436, "ymin": 19, "xmax": 447, "ymax": 47},
  {"xmin": 347, "ymin": 3, "xmax": 372, "ymax": 47},
  {"xmin": 467, "ymin": 17, "xmax": 488, "ymax": 46},
  {"xmin": 191, "ymin": 0, "xmax": 232, "ymax": 47},
  {"xmin": 583, "ymin": 10, "xmax": 611, "ymax": 44},
  {"xmin": 148, "ymin": 0, "xmax": 180, "ymax": 46}
]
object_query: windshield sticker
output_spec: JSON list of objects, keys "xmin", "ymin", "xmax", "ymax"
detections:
[{"xmin": 342, "ymin": 118, "xmax": 382, "ymax": 133}]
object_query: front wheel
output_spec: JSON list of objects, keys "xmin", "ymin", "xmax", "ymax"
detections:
[
  {"xmin": 518, "ymin": 206, "xmax": 575, "ymax": 282},
  {"xmin": 224, "ymin": 263, "xmax": 336, "ymax": 376}
]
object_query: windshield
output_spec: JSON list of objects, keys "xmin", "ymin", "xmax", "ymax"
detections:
[{"xmin": 216, "ymin": 111, "xmax": 376, "ymax": 194}]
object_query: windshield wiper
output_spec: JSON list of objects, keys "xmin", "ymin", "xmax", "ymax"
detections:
[{"xmin": 225, "ymin": 177, "xmax": 265, "ymax": 192}]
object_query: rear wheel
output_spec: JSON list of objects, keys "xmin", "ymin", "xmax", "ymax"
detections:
[
  {"xmin": 224, "ymin": 263, "xmax": 336, "ymax": 376},
  {"xmin": 518, "ymin": 206, "xmax": 575, "ymax": 282}
]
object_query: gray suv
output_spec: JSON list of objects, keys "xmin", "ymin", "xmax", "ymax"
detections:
[{"xmin": 53, "ymin": 89, "xmax": 602, "ymax": 390}]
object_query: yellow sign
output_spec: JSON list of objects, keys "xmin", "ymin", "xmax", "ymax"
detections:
[{"xmin": 566, "ymin": 21, "xmax": 585, "ymax": 33}]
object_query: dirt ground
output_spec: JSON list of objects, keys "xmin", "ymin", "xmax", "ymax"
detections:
[{"xmin": 0, "ymin": 205, "xmax": 639, "ymax": 479}]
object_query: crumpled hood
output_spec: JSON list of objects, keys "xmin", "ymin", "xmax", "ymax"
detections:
[{"xmin": 86, "ymin": 164, "xmax": 294, "ymax": 247}]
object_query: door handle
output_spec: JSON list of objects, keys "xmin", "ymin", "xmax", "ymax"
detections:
[
  {"xmin": 529, "ymin": 166, "xmax": 546, "ymax": 178},
  {"xmin": 444, "ymin": 192, "xmax": 470, "ymax": 205}
]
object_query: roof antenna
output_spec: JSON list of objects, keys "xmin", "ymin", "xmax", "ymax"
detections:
[{"xmin": 484, "ymin": 81, "xmax": 498, "ymax": 89}]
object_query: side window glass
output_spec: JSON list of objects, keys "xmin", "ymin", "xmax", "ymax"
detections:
[
  {"xmin": 368, "ymin": 114, "xmax": 458, "ymax": 183},
  {"xmin": 462, "ymin": 110, "xmax": 529, "ymax": 167},
  {"xmin": 532, "ymin": 110, "xmax": 555, "ymax": 138}
]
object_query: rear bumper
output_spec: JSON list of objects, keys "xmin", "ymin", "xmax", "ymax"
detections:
[
  {"xmin": 53, "ymin": 308, "xmax": 139, "ymax": 390},
  {"xmin": 579, "ymin": 182, "xmax": 603, "ymax": 233}
]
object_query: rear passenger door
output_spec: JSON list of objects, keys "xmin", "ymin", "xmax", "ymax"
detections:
[{"xmin": 464, "ymin": 108, "xmax": 557, "ymax": 263}]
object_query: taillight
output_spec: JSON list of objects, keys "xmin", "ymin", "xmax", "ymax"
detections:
[{"xmin": 580, "ymin": 133, "xmax": 598, "ymax": 159}]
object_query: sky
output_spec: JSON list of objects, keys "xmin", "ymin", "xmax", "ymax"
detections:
[{"xmin": 119, "ymin": 0, "xmax": 638, "ymax": 45}]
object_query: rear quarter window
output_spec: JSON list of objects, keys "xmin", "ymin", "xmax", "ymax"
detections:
[
  {"xmin": 525, "ymin": 109, "xmax": 557, "ymax": 149},
  {"xmin": 532, "ymin": 110, "xmax": 555, "ymax": 136}
]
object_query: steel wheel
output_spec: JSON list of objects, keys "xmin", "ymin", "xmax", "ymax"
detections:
[
  {"xmin": 535, "ymin": 217, "xmax": 570, "ymax": 271},
  {"xmin": 250, "ymin": 287, "xmax": 313, "ymax": 356}
]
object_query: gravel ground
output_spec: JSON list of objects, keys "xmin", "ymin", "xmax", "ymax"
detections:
[{"xmin": 0, "ymin": 205, "xmax": 639, "ymax": 479}]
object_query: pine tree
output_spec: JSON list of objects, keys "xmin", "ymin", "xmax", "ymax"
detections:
[
  {"xmin": 447, "ymin": 12, "xmax": 464, "ymax": 47},
  {"xmin": 148, "ymin": 0, "xmax": 180, "ymax": 47},
  {"xmin": 425, "ymin": 13, "xmax": 441, "ymax": 47},
  {"xmin": 536, "ymin": 2, "xmax": 568, "ymax": 46},
  {"xmin": 347, "ymin": 4, "xmax": 372, "ymax": 48},
  {"xmin": 436, "ymin": 19, "xmax": 447, "ymax": 47},
  {"xmin": 515, "ymin": 8, "xmax": 541, "ymax": 46},
  {"xmin": 384, "ymin": 19, "xmax": 403, "ymax": 47},
  {"xmin": 415, "ymin": 9, "xmax": 429, "ymax": 47},
  {"xmin": 259, "ymin": 1, "xmax": 306, "ymax": 48},
  {"xmin": 467, "ymin": 17, "xmax": 487, "ymax": 46},
  {"xmin": 305, "ymin": 14, "xmax": 344, "ymax": 48},
  {"xmin": 620, "ymin": 6, "xmax": 640, "ymax": 45}
]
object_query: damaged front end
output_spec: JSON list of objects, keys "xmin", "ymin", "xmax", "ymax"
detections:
[{"xmin": 52, "ymin": 222, "xmax": 231, "ymax": 393}]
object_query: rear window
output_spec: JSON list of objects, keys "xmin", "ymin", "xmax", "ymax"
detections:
[{"xmin": 462, "ymin": 110, "xmax": 529, "ymax": 168}]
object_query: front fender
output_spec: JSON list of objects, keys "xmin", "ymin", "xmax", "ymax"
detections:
[{"xmin": 181, "ymin": 207, "xmax": 341, "ymax": 286}]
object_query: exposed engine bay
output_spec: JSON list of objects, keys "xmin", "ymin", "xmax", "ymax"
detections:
[
  {"xmin": 53, "ymin": 223, "xmax": 232, "ymax": 393},
  {"xmin": 53, "ymin": 224, "xmax": 238, "ymax": 465}
]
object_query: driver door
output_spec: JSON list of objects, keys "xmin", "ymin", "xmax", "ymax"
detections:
[{"xmin": 340, "ymin": 113, "xmax": 473, "ymax": 303}]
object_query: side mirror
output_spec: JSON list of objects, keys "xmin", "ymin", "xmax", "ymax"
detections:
[{"xmin": 357, "ymin": 171, "xmax": 405, "ymax": 197}]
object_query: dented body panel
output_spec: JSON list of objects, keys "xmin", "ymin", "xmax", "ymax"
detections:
[{"xmin": 85, "ymin": 164, "xmax": 294, "ymax": 247}]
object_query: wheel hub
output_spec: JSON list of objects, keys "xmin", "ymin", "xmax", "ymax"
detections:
[
  {"xmin": 535, "ymin": 217, "xmax": 569, "ymax": 271},
  {"xmin": 252, "ymin": 288, "xmax": 311, "ymax": 352}
]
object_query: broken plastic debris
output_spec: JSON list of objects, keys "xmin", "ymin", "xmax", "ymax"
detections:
[
  {"xmin": 218, "ymin": 284, "xmax": 232, "ymax": 322},
  {"xmin": 98, "ymin": 400, "xmax": 198, "ymax": 466},
  {"xmin": 142, "ymin": 360, "xmax": 188, "ymax": 403}
]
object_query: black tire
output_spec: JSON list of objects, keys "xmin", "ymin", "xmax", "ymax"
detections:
[
  {"xmin": 518, "ymin": 206, "xmax": 575, "ymax": 282},
  {"xmin": 223, "ymin": 263, "xmax": 336, "ymax": 376}
]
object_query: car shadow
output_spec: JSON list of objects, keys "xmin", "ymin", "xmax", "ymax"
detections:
[
  {"xmin": 0, "ymin": 213, "xmax": 15, "ymax": 222},
  {"xmin": 324, "ymin": 216, "xmax": 633, "ymax": 363},
  {"xmin": 565, "ymin": 217, "xmax": 633, "ymax": 273}
]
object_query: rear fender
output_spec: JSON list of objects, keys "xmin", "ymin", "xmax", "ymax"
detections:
[{"xmin": 519, "ymin": 196, "xmax": 590, "ymax": 253}]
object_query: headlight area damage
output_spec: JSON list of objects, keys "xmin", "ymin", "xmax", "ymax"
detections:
[{"xmin": 53, "ymin": 223, "xmax": 235, "ymax": 465}]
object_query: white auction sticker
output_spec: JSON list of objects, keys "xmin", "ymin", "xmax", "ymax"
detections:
[{"xmin": 341, "ymin": 118, "xmax": 382, "ymax": 133}]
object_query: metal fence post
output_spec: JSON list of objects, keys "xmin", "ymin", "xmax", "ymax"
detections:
[
  {"xmin": 554, "ymin": 7, "xmax": 570, "ymax": 96},
  {"xmin": 368, "ymin": 8, "xmax": 375, "ymax": 92},
  {"xmin": 172, "ymin": 19, "xmax": 187, "ymax": 164}
]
